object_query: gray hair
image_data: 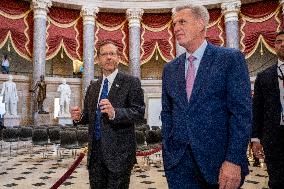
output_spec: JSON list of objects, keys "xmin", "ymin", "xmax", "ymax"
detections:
[{"xmin": 172, "ymin": 4, "xmax": 210, "ymax": 28}]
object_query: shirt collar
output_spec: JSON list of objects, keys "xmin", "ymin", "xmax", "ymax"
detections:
[
  {"xmin": 278, "ymin": 59, "xmax": 284, "ymax": 67},
  {"xmin": 103, "ymin": 69, "xmax": 118, "ymax": 84},
  {"xmin": 186, "ymin": 40, "xmax": 208, "ymax": 61}
]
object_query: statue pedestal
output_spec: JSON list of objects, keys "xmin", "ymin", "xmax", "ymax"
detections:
[
  {"xmin": 4, "ymin": 114, "xmax": 20, "ymax": 127},
  {"xmin": 34, "ymin": 112, "xmax": 52, "ymax": 126},
  {"xmin": 58, "ymin": 116, "xmax": 73, "ymax": 126}
]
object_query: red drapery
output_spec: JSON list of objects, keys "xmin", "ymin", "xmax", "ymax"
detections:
[
  {"xmin": 0, "ymin": 0, "xmax": 32, "ymax": 60},
  {"xmin": 140, "ymin": 13, "xmax": 175, "ymax": 64},
  {"xmin": 1, "ymin": 0, "xmax": 282, "ymax": 63},
  {"xmin": 46, "ymin": 7, "xmax": 81, "ymax": 61},
  {"xmin": 95, "ymin": 13, "xmax": 128, "ymax": 65},
  {"xmin": 240, "ymin": 0, "xmax": 281, "ymax": 58},
  {"xmin": 207, "ymin": 8, "xmax": 225, "ymax": 46}
]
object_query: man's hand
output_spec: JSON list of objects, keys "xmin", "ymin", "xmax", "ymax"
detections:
[
  {"xmin": 70, "ymin": 106, "xmax": 82, "ymax": 121},
  {"xmin": 219, "ymin": 161, "xmax": 241, "ymax": 189},
  {"xmin": 99, "ymin": 99, "xmax": 115, "ymax": 119},
  {"xmin": 251, "ymin": 141, "xmax": 265, "ymax": 159}
]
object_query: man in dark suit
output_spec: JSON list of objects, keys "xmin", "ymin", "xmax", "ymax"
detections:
[
  {"xmin": 252, "ymin": 31, "xmax": 284, "ymax": 188},
  {"xmin": 161, "ymin": 4, "xmax": 251, "ymax": 189},
  {"xmin": 70, "ymin": 40, "xmax": 145, "ymax": 189}
]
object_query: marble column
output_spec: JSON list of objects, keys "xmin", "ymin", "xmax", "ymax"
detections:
[
  {"xmin": 221, "ymin": 0, "xmax": 241, "ymax": 49},
  {"xmin": 30, "ymin": 0, "xmax": 51, "ymax": 116},
  {"xmin": 31, "ymin": 0, "xmax": 51, "ymax": 84},
  {"xmin": 81, "ymin": 6, "xmax": 99, "ymax": 96},
  {"xmin": 126, "ymin": 8, "xmax": 144, "ymax": 79},
  {"xmin": 176, "ymin": 40, "xmax": 186, "ymax": 56},
  {"xmin": 280, "ymin": 0, "xmax": 284, "ymax": 24}
]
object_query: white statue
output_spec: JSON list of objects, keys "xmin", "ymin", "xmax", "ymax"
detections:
[
  {"xmin": 57, "ymin": 79, "xmax": 71, "ymax": 116},
  {"xmin": 0, "ymin": 75, "xmax": 18, "ymax": 116}
]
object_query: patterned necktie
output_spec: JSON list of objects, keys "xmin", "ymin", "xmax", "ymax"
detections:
[
  {"xmin": 94, "ymin": 78, "xmax": 109, "ymax": 140},
  {"xmin": 186, "ymin": 55, "xmax": 197, "ymax": 101}
]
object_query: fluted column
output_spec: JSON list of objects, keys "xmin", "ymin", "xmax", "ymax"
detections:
[
  {"xmin": 280, "ymin": 0, "xmax": 284, "ymax": 23},
  {"xmin": 31, "ymin": 0, "xmax": 51, "ymax": 115},
  {"xmin": 126, "ymin": 8, "xmax": 144, "ymax": 79},
  {"xmin": 221, "ymin": 0, "xmax": 241, "ymax": 49},
  {"xmin": 81, "ymin": 6, "xmax": 99, "ymax": 96},
  {"xmin": 31, "ymin": 0, "xmax": 51, "ymax": 84}
]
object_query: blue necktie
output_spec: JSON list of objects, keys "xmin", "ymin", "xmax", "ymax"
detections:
[{"xmin": 94, "ymin": 78, "xmax": 108, "ymax": 140}]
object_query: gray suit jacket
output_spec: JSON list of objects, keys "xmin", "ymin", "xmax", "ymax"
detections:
[{"xmin": 78, "ymin": 72, "xmax": 145, "ymax": 172}]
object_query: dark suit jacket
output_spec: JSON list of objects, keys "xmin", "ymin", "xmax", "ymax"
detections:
[
  {"xmin": 161, "ymin": 43, "xmax": 252, "ymax": 184},
  {"xmin": 78, "ymin": 72, "xmax": 145, "ymax": 172},
  {"xmin": 252, "ymin": 64, "xmax": 284, "ymax": 160}
]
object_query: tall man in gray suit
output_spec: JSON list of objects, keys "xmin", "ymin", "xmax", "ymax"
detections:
[
  {"xmin": 161, "ymin": 4, "xmax": 252, "ymax": 189},
  {"xmin": 71, "ymin": 40, "xmax": 145, "ymax": 189}
]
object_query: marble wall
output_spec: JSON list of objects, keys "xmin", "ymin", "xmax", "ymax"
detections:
[{"xmin": 0, "ymin": 74, "xmax": 162, "ymax": 126}]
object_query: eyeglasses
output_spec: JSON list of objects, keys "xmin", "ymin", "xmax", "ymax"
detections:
[
  {"xmin": 99, "ymin": 52, "xmax": 117, "ymax": 57},
  {"xmin": 173, "ymin": 19, "xmax": 188, "ymax": 27}
]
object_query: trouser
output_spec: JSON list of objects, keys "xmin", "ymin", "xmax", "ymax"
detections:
[
  {"xmin": 266, "ymin": 160, "xmax": 284, "ymax": 189},
  {"xmin": 88, "ymin": 140, "xmax": 132, "ymax": 189},
  {"xmin": 88, "ymin": 161, "xmax": 132, "ymax": 189},
  {"xmin": 2, "ymin": 66, "xmax": 9, "ymax": 74}
]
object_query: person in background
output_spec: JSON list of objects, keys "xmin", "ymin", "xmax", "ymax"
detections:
[
  {"xmin": 161, "ymin": 3, "xmax": 251, "ymax": 189},
  {"xmin": 2, "ymin": 54, "xmax": 9, "ymax": 74},
  {"xmin": 70, "ymin": 40, "xmax": 145, "ymax": 189},
  {"xmin": 252, "ymin": 30, "xmax": 284, "ymax": 189}
]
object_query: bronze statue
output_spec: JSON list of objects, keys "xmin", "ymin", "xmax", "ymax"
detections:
[{"xmin": 29, "ymin": 75, "xmax": 48, "ymax": 114}]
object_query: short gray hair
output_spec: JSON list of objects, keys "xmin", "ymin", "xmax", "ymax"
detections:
[{"xmin": 172, "ymin": 4, "xmax": 210, "ymax": 28}]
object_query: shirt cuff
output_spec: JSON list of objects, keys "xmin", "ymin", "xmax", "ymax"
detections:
[
  {"xmin": 109, "ymin": 110, "xmax": 115, "ymax": 120},
  {"xmin": 251, "ymin": 138, "xmax": 260, "ymax": 143}
]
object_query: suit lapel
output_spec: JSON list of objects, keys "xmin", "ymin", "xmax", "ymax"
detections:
[
  {"xmin": 271, "ymin": 64, "xmax": 280, "ymax": 102},
  {"xmin": 93, "ymin": 78, "xmax": 102, "ymax": 110},
  {"xmin": 108, "ymin": 72, "xmax": 123, "ymax": 103},
  {"xmin": 175, "ymin": 53, "xmax": 188, "ymax": 107},
  {"xmin": 189, "ymin": 44, "xmax": 214, "ymax": 104}
]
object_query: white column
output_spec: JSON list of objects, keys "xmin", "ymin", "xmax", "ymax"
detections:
[
  {"xmin": 126, "ymin": 8, "xmax": 144, "ymax": 79},
  {"xmin": 280, "ymin": 0, "xmax": 284, "ymax": 22},
  {"xmin": 31, "ymin": 0, "xmax": 51, "ymax": 83},
  {"xmin": 81, "ymin": 6, "xmax": 99, "ymax": 96},
  {"xmin": 221, "ymin": 0, "xmax": 241, "ymax": 49},
  {"xmin": 31, "ymin": 0, "xmax": 51, "ymax": 115}
]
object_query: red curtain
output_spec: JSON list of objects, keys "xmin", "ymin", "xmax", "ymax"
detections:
[
  {"xmin": 240, "ymin": 0, "xmax": 281, "ymax": 58},
  {"xmin": 207, "ymin": 8, "xmax": 225, "ymax": 46},
  {"xmin": 141, "ymin": 13, "xmax": 175, "ymax": 64},
  {"xmin": 95, "ymin": 13, "xmax": 128, "ymax": 64},
  {"xmin": 46, "ymin": 7, "xmax": 81, "ymax": 60},
  {"xmin": 0, "ymin": 0, "xmax": 29, "ymax": 15},
  {"xmin": 0, "ymin": 0, "xmax": 32, "ymax": 60}
]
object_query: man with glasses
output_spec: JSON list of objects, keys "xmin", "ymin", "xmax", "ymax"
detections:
[
  {"xmin": 71, "ymin": 40, "xmax": 145, "ymax": 189},
  {"xmin": 252, "ymin": 31, "xmax": 284, "ymax": 188},
  {"xmin": 162, "ymin": 3, "xmax": 251, "ymax": 189}
]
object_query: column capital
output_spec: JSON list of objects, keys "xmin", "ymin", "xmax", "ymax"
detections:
[
  {"xmin": 221, "ymin": 0, "xmax": 241, "ymax": 22},
  {"xmin": 81, "ymin": 6, "xmax": 99, "ymax": 25},
  {"xmin": 31, "ymin": 0, "xmax": 52, "ymax": 19},
  {"xmin": 126, "ymin": 8, "xmax": 144, "ymax": 28},
  {"xmin": 280, "ymin": 0, "xmax": 284, "ymax": 13}
]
